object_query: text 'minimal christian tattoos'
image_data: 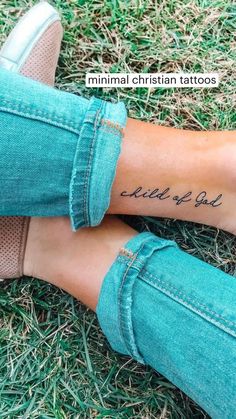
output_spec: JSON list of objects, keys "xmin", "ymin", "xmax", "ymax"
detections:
[{"xmin": 120, "ymin": 186, "xmax": 223, "ymax": 208}]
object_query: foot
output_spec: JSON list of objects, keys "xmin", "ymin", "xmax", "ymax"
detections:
[{"xmin": 24, "ymin": 216, "xmax": 136, "ymax": 310}]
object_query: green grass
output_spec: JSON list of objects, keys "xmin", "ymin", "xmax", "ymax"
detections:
[{"xmin": 0, "ymin": 0, "xmax": 236, "ymax": 417}]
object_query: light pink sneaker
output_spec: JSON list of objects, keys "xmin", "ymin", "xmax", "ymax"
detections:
[{"xmin": 0, "ymin": 1, "xmax": 63, "ymax": 279}]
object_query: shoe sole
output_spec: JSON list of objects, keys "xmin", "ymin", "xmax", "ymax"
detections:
[{"xmin": 0, "ymin": 1, "xmax": 60, "ymax": 72}]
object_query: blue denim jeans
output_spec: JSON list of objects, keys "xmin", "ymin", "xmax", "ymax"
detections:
[
  {"xmin": 1, "ymin": 67, "xmax": 235, "ymax": 417},
  {"xmin": 97, "ymin": 232, "xmax": 236, "ymax": 418},
  {"xmin": 0, "ymin": 68, "xmax": 127, "ymax": 230}
]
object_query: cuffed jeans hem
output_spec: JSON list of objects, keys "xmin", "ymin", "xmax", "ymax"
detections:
[
  {"xmin": 96, "ymin": 231, "xmax": 236, "ymax": 418},
  {"xmin": 69, "ymin": 97, "xmax": 127, "ymax": 231},
  {"xmin": 0, "ymin": 69, "xmax": 127, "ymax": 227},
  {"xmin": 96, "ymin": 232, "xmax": 177, "ymax": 362}
]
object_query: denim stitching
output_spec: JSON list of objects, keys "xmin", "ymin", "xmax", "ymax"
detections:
[
  {"xmin": 0, "ymin": 106, "xmax": 80, "ymax": 134},
  {"xmin": 117, "ymin": 256, "xmax": 145, "ymax": 363},
  {"xmin": 0, "ymin": 96, "xmax": 77, "ymax": 125},
  {"xmin": 101, "ymin": 118, "xmax": 123, "ymax": 131},
  {"xmin": 0, "ymin": 99, "xmax": 81, "ymax": 134},
  {"xmin": 69, "ymin": 160, "xmax": 77, "ymax": 231},
  {"xmin": 69, "ymin": 98, "xmax": 104, "ymax": 229},
  {"xmin": 118, "ymin": 261, "xmax": 132, "ymax": 351},
  {"xmin": 116, "ymin": 238, "xmax": 164, "ymax": 362},
  {"xmin": 117, "ymin": 258, "xmax": 146, "ymax": 268},
  {"xmin": 141, "ymin": 269, "xmax": 236, "ymax": 335},
  {"xmin": 82, "ymin": 114, "xmax": 96, "ymax": 226},
  {"xmin": 114, "ymin": 237, "xmax": 179, "ymax": 362},
  {"xmin": 119, "ymin": 248, "xmax": 136, "ymax": 259},
  {"xmin": 83, "ymin": 105, "xmax": 104, "ymax": 226},
  {"xmin": 142, "ymin": 269, "xmax": 236, "ymax": 326},
  {"xmin": 69, "ymin": 96, "xmax": 124, "ymax": 230},
  {"xmin": 117, "ymin": 238, "xmax": 175, "ymax": 267},
  {"xmin": 99, "ymin": 126, "xmax": 122, "ymax": 137},
  {"xmin": 116, "ymin": 237, "xmax": 236, "ymax": 344},
  {"xmin": 69, "ymin": 105, "xmax": 90, "ymax": 230},
  {"xmin": 100, "ymin": 119, "xmax": 124, "ymax": 136}
]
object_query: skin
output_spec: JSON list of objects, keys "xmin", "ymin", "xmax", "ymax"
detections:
[
  {"xmin": 24, "ymin": 117, "xmax": 236, "ymax": 309},
  {"xmin": 109, "ymin": 118, "xmax": 236, "ymax": 235},
  {"xmin": 24, "ymin": 216, "xmax": 136, "ymax": 311}
]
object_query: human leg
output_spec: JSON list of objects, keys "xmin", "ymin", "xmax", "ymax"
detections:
[
  {"xmin": 109, "ymin": 117, "xmax": 236, "ymax": 235},
  {"xmin": 0, "ymin": 67, "xmax": 126, "ymax": 230},
  {"xmin": 0, "ymin": 68, "xmax": 235, "ymax": 234},
  {"xmin": 23, "ymin": 215, "xmax": 236, "ymax": 418}
]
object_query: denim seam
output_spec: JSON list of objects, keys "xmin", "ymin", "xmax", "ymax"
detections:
[
  {"xmin": 0, "ymin": 99, "xmax": 82, "ymax": 134},
  {"xmin": 141, "ymin": 269, "xmax": 236, "ymax": 337},
  {"xmin": 119, "ymin": 259, "xmax": 146, "ymax": 271},
  {"xmin": 84, "ymin": 104, "xmax": 105, "ymax": 225},
  {"xmin": 117, "ymin": 256, "xmax": 145, "ymax": 363},
  {"xmin": 119, "ymin": 248, "xmax": 136, "ymax": 259},
  {"xmin": 117, "ymin": 239, "xmax": 175, "ymax": 268},
  {"xmin": 83, "ymin": 109, "xmax": 99, "ymax": 225},
  {"xmin": 0, "ymin": 102, "xmax": 80, "ymax": 134},
  {"xmin": 98, "ymin": 126, "xmax": 123, "ymax": 137},
  {"xmin": 69, "ymin": 98, "xmax": 106, "ymax": 229},
  {"xmin": 142, "ymin": 269, "xmax": 235, "ymax": 325},
  {"xmin": 69, "ymin": 110, "xmax": 97, "ymax": 229},
  {"xmin": 69, "ymin": 103, "xmax": 92, "ymax": 229},
  {"xmin": 101, "ymin": 119, "xmax": 124, "ymax": 135},
  {"xmin": 117, "ymin": 238, "xmax": 163, "ymax": 363}
]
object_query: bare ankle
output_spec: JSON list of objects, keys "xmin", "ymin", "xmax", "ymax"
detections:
[
  {"xmin": 23, "ymin": 215, "xmax": 136, "ymax": 310},
  {"xmin": 24, "ymin": 216, "xmax": 72, "ymax": 279}
]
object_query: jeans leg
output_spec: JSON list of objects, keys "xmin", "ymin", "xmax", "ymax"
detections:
[
  {"xmin": 0, "ymin": 68, "xmax": 127, "ymax": 230},
  {"xmin": 96, "ymin": 232, "xmax": 236, "ymax": 418}
]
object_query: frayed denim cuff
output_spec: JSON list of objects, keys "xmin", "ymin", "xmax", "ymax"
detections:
[
  {"xmin": 70, "ymin": 96, "xmax": 127, "ymax": 230},
  {"xmin": 0, "ymin": 69, "xmax": 126, "ymax": 227},
  {"xmin": 96, "ymin": 232, "xmax": 177, "ymax": 362}
]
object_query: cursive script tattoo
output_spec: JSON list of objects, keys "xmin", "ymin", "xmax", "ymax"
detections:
[
  {"xmin": 121, "ymin": 187, "xmax": 171, "ymax": 200},
  {"xmin": 195, "ymin": 191, "xmax": 222, "ymax": 208},
  {"xmin": 121, "ymin": 186, "xmax": 223, "ymax": 209},
  {"xmin": 173, "ymin": 192, "xmax": 192, "ymax": 205}
]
